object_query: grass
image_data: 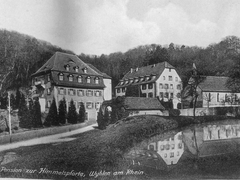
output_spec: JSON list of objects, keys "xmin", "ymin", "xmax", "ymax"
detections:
[{"xmin": 0, "ymin": 114, "xmax": 232, "ymax": 179}]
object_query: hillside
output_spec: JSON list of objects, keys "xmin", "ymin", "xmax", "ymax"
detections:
[{"xmin": 0, "ymin": 29, "xmax": 240, "ymax": 97}]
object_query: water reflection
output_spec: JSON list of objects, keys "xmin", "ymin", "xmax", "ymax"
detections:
[{"xmin": 125, "ymin": 119, "xmax": 240, "ymax": 178}]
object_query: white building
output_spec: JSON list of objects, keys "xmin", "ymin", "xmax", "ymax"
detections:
[
  {"xmin": 196, "ymin": 76, "xmax": 240, "ymax": 107},
  {"xmin": 115, "ymin": 62, "xmax": 182, "ymax": 109},
  {"xmin": 148, "ymin": 132, "xmax": 184, "ymax": 165}
]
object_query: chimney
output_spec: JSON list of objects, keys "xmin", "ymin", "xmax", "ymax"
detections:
[
  {"xmin": 130, "ymin": 68, "xmax": 133, "ymax": 73},
  {"xmin": 136, "ymin": 67, "xmax": 139, "ymax": 71}
]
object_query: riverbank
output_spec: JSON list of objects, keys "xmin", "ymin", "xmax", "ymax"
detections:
[{"xmin": 0, "ymin": 115, "xmax": 233, "ymax": 179}]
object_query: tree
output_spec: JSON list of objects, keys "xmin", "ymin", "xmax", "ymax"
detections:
[
  {"xmin": 0, "ymin": 95, "xmax": 8, "ymax": 109},
  {"xmin": 58, "ymin": 98, "xmax": 67, "ymax": 125},
  {"xmin": 15, "ymin": 88, "xmax": 21, "ymax": 109},
  {"xmin": 32, "ymin": 98, "xmax": 42, "ymax": 128},
  {"xmin": 182, "ymin": 65, "xmax": 205, "ymax": 118},
  {"xmin": 78, "ymin": 102, "xmax": 85, "ymax": 123},
  {"xmin": 202, "ymin": 92, "xmax": 214, "ymax": 108},
  {"xmin": 226, "ymin": 55, "xmax": 240, "ymax": 92},
  {"xmin": 44, "ymin": 98, "xmax": 58, "ymax": 126},
  {"xmin": 10, "ymin": 93, "xmax": 16, "ymax": 110},
  {"xmin": 18, "ymin": 93, "xmax": 31, "ymax": 128},
  {"xmin": 67, "ymin": 99, "xmax": 78, "ymax": 124},
  {"xmin": 125, "ymin": 85, "xmax": 143, "ymax": 97}
]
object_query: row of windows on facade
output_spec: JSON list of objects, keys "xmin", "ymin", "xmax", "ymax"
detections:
[
  {"xmin": 64, "ymin": 65, "xmax": 88, "ymax": 73},
  {"xmin": 149, "ymin": 145, "xmax": 181, "ymax": 158},
  {"xmin": 117, "ymin": 83, "xmax": 181, "ymax": 93},
  {"xmin": 58, "ymin": 73, "xmax": 100, "ymax": 84},
  {"xmin": 159, "ymin": 143, "xmax": 183, "ymax": 151},
  {"xmin": 207, "ymin": 93, "xmax": 238, "ymax": 102},
  {"xmin": 119, "ymin": 75, "xmax": 179, "ymax": 86},
  {"xmin": 46, "ymin": 88, "xmax": 102, "ymax": 97},
  {"xmin": 46, "ymin": 100, "xmax": 102, "ymax": 110},
  {"xmin": 160, "ymin": 92, "xmax": 181, "ymax": 99}
]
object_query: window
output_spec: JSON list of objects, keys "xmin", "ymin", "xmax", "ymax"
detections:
[
  {"xmin": 177, "ymin": 93, "xmax": 181, "ymax": 98},
  {"xmin": 95, "ymin": 102, "xmax": 101, "ymax": 109},
  {"xmin": 149, "ymin": 145, "xmax": 154, "ymax": 151},
  {"xmin": 159, "ymin": 83, "xmax": 163, "ymax": 89},
  {"xmin": 170, "ymin": 152, "xmax": 174, "ymax": 158},
  {"xmin": 68, "ymin": 75, "xmax": 73, "ymax": 82},
  {"xmin": 148, "ymin": 92, "xmax": 153, "ymax": 98},
  {"xmin": 69, "ymin": 89, "xmax": 76, "ymax": 96},
  {"xmin": 169, "ymin": 69, "xmax": 171, "ymax": 72},
  {"xmin": 86, "ymin": 90, "xmax": 93, "ymax": 96},
  {"xmin": 164, "ymin": 153, "xmax": 167, "ymax": 158},
  {"xmin": 65, "ymin": 65, "xmax": 70, "ymax": 71},
  {"xmin": 86, "ymin": 102, "xmax": 93, "ymax": 109},
  {"xmin": 178, "ymin": 134, "xmax": 182, "ymax": 140},
  {"xmin": 165, "ymin": 92, "xmax": 169, "ymax": 99},
  {"xmin": 59, "ymin": 88, "xmax": 66, "ymax": 95},
  {"xmin": 117, "ymin": 88, "xmax": 120, "ymax": 93},
  {"xmin": 169, "ymin": 76, "xmax": 173, "ymax": 81},
  {"xmin": 165, "ymin": 84, "xmax": 169, "ymax": 89},
  {"xmin": 95, "ymin": 77, "xmax": 99, "ymax": 84},
  {"xmin": 59, "ymin": 73, "xmax": 63, "ymax": 81},
  {"xmin": 178, "ymin": 143, "xmax": 182, "ymax": 149},
  {"xmin": 163, "ymin": 76, "xmax": 166, "ymax": 80},
  {"xmin": 177, "ymin": 84, "xmax": 181, "ymax": 90},
  {"xmin": 171, "ymin": 144, "xmax": 175, "ymax": 149},
  {"xmin": 142, "ymin": 93, "xmax": 147, "ymax": 97},
  {"xmin": 122, "ymin": 88, "xmax": 125, "ymax": 93},
  {"xmin": 177, "ymin": 151, "xmax": 180, "ymax": 156},
  {"xmin": 87, "ymin": 77, "xmax": 91, "ymax": 83},
  {"xmin": 166, "ymin": 144, "xmax": 170, "ymax": 150},
  {"xmin": 78, "ymin": 76, "xmax": 82, "ymax": 83},
  {"xmin": 170, "ymin": 84, "xmax": 173, "ymax": 89},
  {"xmin": 95, "ymin": 90, "xmax": 102, "ymax": 96},
  {"xmin": 75, "ymin": 66, "xmax": 79, "ymax": 72},
  {"xmin": 47, "ymin": 88, "xmax": 51, "ymax": 95},
  {"xmin": 175, "ymin": 77, "xmax": 178, "ymax": 81},
  {"xmin": 78, "ymin": 90, "xmax": 84, "ymax": 96},
  {"xmin": 160, "ymin": 145, "xmax": 164, "ymax": 151},
  {"xmin": 134, "ymin": 78, "xmax": 139, "ymax": 83},
  {"xmin": 148, "ymin": 83, "xmax": 153, "ymax": 89},
  {"xmin": 83, "ymin": 68, "xmax": 87, "ymax": 73},
  {"xmin": 170, "ymin": 93, "xmax": 173, "ymax": 99},
  {"xmin": 142, "ymin": 84, "xmax": 146, "ymax": 90},
  {"xmin": 160, "ymin": 92, "xmax": 164, "ymax": 99}
]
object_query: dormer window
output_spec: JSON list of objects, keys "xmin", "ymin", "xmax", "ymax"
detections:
[
  {"xmin": 59, "ymin": 73, "xmax": 64, "ymax": 81},
  {"xmin": 65, "ymin": 64, "xmax": 70, "ymax": 71},
  {"xmin": 95, "ymin": 77, "xmax": 99, "ymax": 84},
  {"xmin": 78, "ymin": 76, "xmax": 82, "ymax": 83},
  {"xmin": 134, "ymin": 78, "xmax": 139, "ymax": 83},
  {"xmin": 129, "ymin": 79, "xmax": 134, "ymax": 83},
  {"xmin": 83, "ymin": 68, "xmax": 87, "ymax": 73},
  {"xmin": 151, "ymin": 75, "xmax": 156, "ymax": 80},
  {"xmin": 75, "ymin": 66, "xmax": 79, "ymax": 72},
  {"xmin": 87, "ymin": 76, "xmax": 91, "ymax": 83},
  {"xmin": 120, "ymin": 80, "xmax": 124, "ymax": 85},
  {"xmin": 68, "ymin": 74, "xmax": 73, "ymax": 82}
]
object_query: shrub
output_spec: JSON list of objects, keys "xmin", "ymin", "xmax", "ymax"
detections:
[
  {"xmin": 78, "ymin": 102, "xmax": 85, "ymax": 123},
  {"xmin": 32, "ymin": 98, "xmax": 42, "ymax": 128},
  {"xmin": 58, "ymin": 98, "xmax": 67, "ymax": 125},
  {"xmin": 44, "ymin": 98, "xmax": 58, "ymax": 126},
  {"xmin": 169, "ymin": 109, "xmax": 180, "ymax": 117},
  {"xmin": 18, "ymin": 94, "xmax": 31, "ymax": 128}
]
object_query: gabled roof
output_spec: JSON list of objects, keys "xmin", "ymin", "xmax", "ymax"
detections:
[
  {"xmin": 198, "ymin": 76, "xmax": 230, "ymax": 92},
  {"xmin": 32, "ymin": 52, "xmax": 104, "ymax": 77},
  {"xmin": 86, "ymin": 63, "xmax": 111, "ymax": 79},
  {"xmin": 123, "ymin": 97, "xmax": 165, "ymax": 110},
  {"xmin": 116, "ymin": 61, "xmax": 175, "ymax": 88}
]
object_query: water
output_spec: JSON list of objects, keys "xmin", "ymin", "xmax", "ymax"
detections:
[{"xmin": 125, "ymin": 119, "xmax": 240, "ymax": 179}]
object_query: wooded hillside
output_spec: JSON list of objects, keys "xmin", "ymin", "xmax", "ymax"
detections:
[{"xmin": 0, "ymin": 29, "xmax": 240, "ymax": 96}]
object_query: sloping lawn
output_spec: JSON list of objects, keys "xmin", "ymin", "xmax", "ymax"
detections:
[{"xmin": 0, "ymin": 115, "xmax": 178, "ymax": 179}]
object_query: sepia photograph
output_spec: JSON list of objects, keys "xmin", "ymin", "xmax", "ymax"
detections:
[{"xmin": 1, "ymin": 0, "xmax": 240, "ymax": 179}]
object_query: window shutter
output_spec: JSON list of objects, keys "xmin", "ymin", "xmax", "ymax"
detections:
[
  {"xmin": 68, "ymin": 89, "xmax": 70, "ymax": 95},
  {"xmin": 73, "ymin": 89, "xmax": 76, "ymax": 96},
  {"xmin": 100, "ymin": 91, "xmax": 102, "ymax": 96},
  {"xmin": 58, "ymin": 88, "xmax": 60, "ymax": 94},
  {"xmin": 94, "ymin": 91, "xmax": 97, "ymax": 96}
]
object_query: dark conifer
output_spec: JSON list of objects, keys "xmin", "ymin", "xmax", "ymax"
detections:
[
  {"xmin": 78, "ymin": 102, "xmax": 85, "ymax": 123},
  {"xmin": 58, "ymin": 98, "xmax": 67, "ymax": 125},
  {"xmin": 18, "ymin": 94, "xmax": 31, "ymax": 128},
  {"xmin": 32, "ymin": 98, "xmax": 42, "ymax": 128},
  {"xmin": 67, "ymin": 99, "xmax": 77, "ymax": 124},
  {"xmin": 44, "ymin": 98, "xmax": 58, "ymax": 126}
]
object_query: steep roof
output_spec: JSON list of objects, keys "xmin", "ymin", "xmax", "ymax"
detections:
[
  {"xmin": 86, "ymin": 63, "xmax": 111, "ymax": 79},
  {"xmin": 116, "ymin": 61, "xmax": 175, "ymax": 88},
  {"xmin": 198, "ymin": 76, "xmax": 230, "ymax": 92},
  {"xmin": 123, "ymin": 97, "xmax": 165, "ymax": 110},
  {"xmin": 32, "ymin": 52, "xmax": 104, "ymax": 77}
]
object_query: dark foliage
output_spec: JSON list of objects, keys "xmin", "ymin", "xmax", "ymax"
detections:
[
  {"xmin": 18, "ymin": 94, "xmax": 31, "ymax": 128},
  {"xmin": 67, "ymin": 99, "xmax": 78, "ymax": 124},
  {"xmin": 44, "ymin": 98, "xmax": 58, "ymax": 126},
  {"xmin": 58, "ymin": 98, "xmax": 67, "ymax": 125},
  {"xmin": 32, "ymin": 98, "xmax": 42, "ymax": 128},
  {"xmin": 125, "ymin": 85, "xmax": 143, "ymax": 97},
  {"xmin": 15, "ymin": 88, "xmax": 21, "ymax": 109},
  {"xmin": 78, "ymin": 102, "xmax": 85, "ymax": 123},
  {"xmin": 0, "ymin": 95, "xmax": 7, "ymax": 109}
]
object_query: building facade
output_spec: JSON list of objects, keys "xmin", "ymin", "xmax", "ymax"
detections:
[
  {"xmin": 115, "ymin": 62, "xmax": 182, "ymax": 109},
  {"xmin": 31, "ymin": 52, "xmax": 112, "ymax": 121},
  {"xmin": 196, "ymin": 76, "xmax": 240, "ymax": 107}
]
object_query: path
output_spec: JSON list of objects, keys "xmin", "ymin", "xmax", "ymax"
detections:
[{"xmin": 0, "ymin": 123, "xmax": 97, "ymax": 153}]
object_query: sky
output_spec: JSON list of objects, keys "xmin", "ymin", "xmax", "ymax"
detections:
[{"xmin": 0, "ymin": 0, "xmax": 240, "ymax": 55}]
